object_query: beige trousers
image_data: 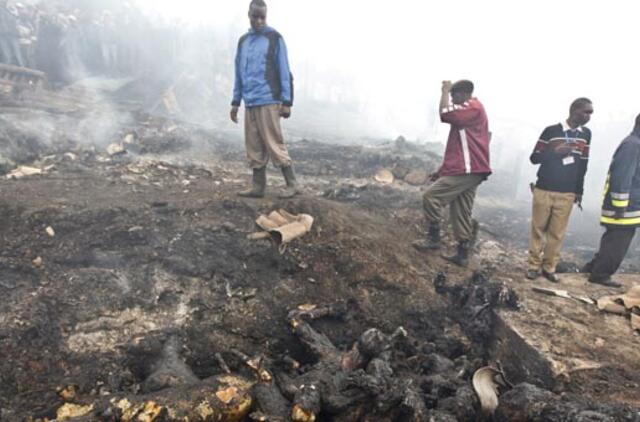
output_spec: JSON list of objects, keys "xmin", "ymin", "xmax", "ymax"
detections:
[
  {"xmin": 422, "ymin": 174, "xmax": 484, "ymax": 241},
  {"xmin": 245, "ymin": 104, "xmax": 292, "ymax": 169},
  {"xmin": 528, "ymin": 188, "xmax": 576, "ymax": 273}
]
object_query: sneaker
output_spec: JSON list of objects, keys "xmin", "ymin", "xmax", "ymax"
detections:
[
  {"xmin": 588, "ymin": 274, "xmax": 622, "ymax": 288},
  {"xmin": 542, "ymin": 270, "xmax": 560, "ymax": 283},
  {"xmin": 525, "ymin": 270, "xmax": 540, "ymax": 280}
]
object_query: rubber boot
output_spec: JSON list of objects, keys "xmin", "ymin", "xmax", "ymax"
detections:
[
  {"xmin": 412, "ymin": 223, "xmax": 441, "ymax": 251},
  {"xmin": 279, "ymin": 166, "xmax": 300, "ymax": 199},
  {"xmin": 442, "ymin": 240, "xmax": 470, "ymax": 267},
  {"xmin": 237, "ymin": 167, "xmax": 266, "ymax": 198}
]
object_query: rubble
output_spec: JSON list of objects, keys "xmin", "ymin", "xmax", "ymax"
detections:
[
  {"xmin": 472, "ymin": 365, "xmax": 510, "ymax": 417},
  {"xmin": 0, "ymin": 154, "xmax": 15, "ymax": 175},
  {"xmin": 6, "ymin": 165, "xmax": 43, "ymax": 179},
  {"xmin": 249, "ymin": 210, "xmax": 315, "ymax": 251},
  {"xmin": 374, "ymin": 168, "xmax": 394, "ymax": 184},
  {"xmin": 404, "ymin": 169, "xmax": 428, "ymax": 186},
  {"xmin": 290, "ymin": 138, "xmax": 440, "ymax": 180},
  {"xmin": 0, "ymin": 95, "xmax": 638, "ymax": 420},
  {"xmin": 0, "ymin": 63, "xmax": 46, "ymax": 94},
  {"xmin": 532, "ymin": 286, "xmax": 595, "ymax": 305},
  {"xmin": 597, "ymin": 285, "xmax": 640, "ymax": 331},
  {"xmin": 496, "ymin": 383, "xmax": 640, "ymax": 421},
  {"xmin": 54, "ymin": 375, "xmax": 254, "ymax": 421},
  {"xmin": 107, "ymin": 143, "xmax": 126, "ymax": 156},
  {"xmin": 32, "ymin": 256, "xmax": 43, "ymax": 267}
]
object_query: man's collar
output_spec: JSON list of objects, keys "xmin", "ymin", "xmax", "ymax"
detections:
[
  {"xmin": 562, "ymin": 120, "xmax": 583, "ymax": 132},
  {"xmin": 249, "ymin": 25, "xmax": 270, "ymax": 34}
]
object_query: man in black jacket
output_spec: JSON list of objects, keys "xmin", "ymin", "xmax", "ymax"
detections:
[
  {"xmin": 582, "ymin": 113, "xmax": 640, "ymax": 287},
  {"xmin": 526, "ymin": 98, "xmax": 593, "ymax": 282}
]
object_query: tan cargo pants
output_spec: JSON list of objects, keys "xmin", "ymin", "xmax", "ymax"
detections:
[
  {"xmin": 245, "ymin": 104, "xmax": 292, "ymax": 169},
  {"xmin": 528, "ymin": 187, "xmax": 576, "ymax": 273},
  {"xmin": 423, "ymin": 174, "xmax": 484, "ymax": 241}
]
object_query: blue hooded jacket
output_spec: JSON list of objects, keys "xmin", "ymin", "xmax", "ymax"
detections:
[{"xmin": 232, "ymin": 26, "xmax": 293, "ymax": 108}]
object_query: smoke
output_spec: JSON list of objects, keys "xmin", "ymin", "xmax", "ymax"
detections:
[
  {"xmin": 130, "ymin": 1, "xmax": 637, "ymax": 145},
  {"xmin": 4, "ymin": 0, "xmax": 638, "ymax": 214}
]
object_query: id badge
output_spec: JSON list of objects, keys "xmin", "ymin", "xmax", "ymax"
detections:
[{"xmin": 562, "ymin": 156, "xmax": 575, "ymax": 166}]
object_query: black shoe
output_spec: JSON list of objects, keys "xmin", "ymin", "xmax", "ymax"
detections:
[
  {"xmin": 442, "ymin": 241, "xmax": 470, "ymax": 267},
  {"xmin": 588, "ymin": 274, "xmax": 622, "ymax": 288},
  {"xmin": 525, "ymin": 270, "xmax": 540, "ymax": 280},
  {"xmin": 542, "ymin": 270, "xmax": 559, "ymax": 283},
  {"xmin": 580, "ymin": 261, "xmax": 594, "ymax": 274}
]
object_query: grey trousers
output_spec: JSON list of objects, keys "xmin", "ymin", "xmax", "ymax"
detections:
[{"xmin": 422, "ymin": 174, "xmax": 484, "ymax": 241}]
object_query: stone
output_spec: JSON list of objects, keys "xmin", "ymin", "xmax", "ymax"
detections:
[{"xmin": 404, "ymin": 169, "xmax": 428, "ymax": 185}]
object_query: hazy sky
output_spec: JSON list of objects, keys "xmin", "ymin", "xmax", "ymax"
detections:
[{"xmin": 135, "ymin": 0, "xmax": 638, "ymax": 170}]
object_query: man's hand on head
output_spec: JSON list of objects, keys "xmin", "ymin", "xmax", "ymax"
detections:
[
  {"xmin": 230, "ymin": 106, "xmax": 239, "ymax": 124},
  {"xmin": 441, "ymin": 80, "xmax": 453, "ymax": 94},
  {"xmin": 280, "ymin": 105, "xmax": 291, "ymax": 119}
]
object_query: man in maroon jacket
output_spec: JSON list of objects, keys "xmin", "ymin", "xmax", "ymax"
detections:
[{"xmin": 413, "ymin": 80, "xmax": 491, "ymax": 267}]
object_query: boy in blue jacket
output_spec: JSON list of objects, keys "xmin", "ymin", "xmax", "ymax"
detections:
[{"xmin": 230, "ymin": 0, "xmax": 299, "ymax": 198}]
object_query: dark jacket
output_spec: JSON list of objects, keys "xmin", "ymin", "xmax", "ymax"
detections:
[
  {"xmin": 231, "ymin": 26, "xmax": 293, "ymax": 108},
  {"xmin": 601, "ymin": 128, "xmax": 640, "ymax": 227}
]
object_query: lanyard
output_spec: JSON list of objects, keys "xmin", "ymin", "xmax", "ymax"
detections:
[
  {"xmin": 564, "ymin": 129, "xmax": 578, "ymax": 144},
  {"xmin": 565, "ymin": 127, "xmax": 580, "ymax": 145}
]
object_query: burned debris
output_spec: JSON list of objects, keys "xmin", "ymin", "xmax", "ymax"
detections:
[
  {"xmin": 0, "ymin": 1, "xmax": 639, "ymax": 421},
  {"xmin": 1, "ymin": 104, "xmax": 639, "ymax": 419}
]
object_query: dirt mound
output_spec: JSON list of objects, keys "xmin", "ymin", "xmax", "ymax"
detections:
[
  {"xmin": 291, "ymin": 138, "xmax": 440, "ymax": 181},
  {"xmin": 0, "ymin": 116, "xmax": 639, "ymax": 420}
]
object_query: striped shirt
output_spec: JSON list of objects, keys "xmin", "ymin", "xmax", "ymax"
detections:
[{"xmin": 530, "ymin": 121, "xmax": 591, "ymax": 195}]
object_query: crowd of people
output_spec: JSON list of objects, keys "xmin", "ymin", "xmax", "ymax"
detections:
[
  {"xmin": 0, "ymin": 0, "xmax": 185, "ymax": 86},
  {"xmin": 0, "ymin": 0, "xmax": 35, "ymax": 68}
]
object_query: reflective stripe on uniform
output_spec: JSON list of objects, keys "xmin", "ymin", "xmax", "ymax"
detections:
[
  {"xmin": 612, "ymin": 199, "xmax": 630, "ymax": 208},
  {"xmin": 611, "ymin": 192, "xmax": 630, "ymax": 200},
  {"xmin": 602, "ymin": 210, "xmax": 640, "ymax": 218},
  {"xmin": 601, "ymin": 216, "xmax": 640, "ymax": 225}
]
